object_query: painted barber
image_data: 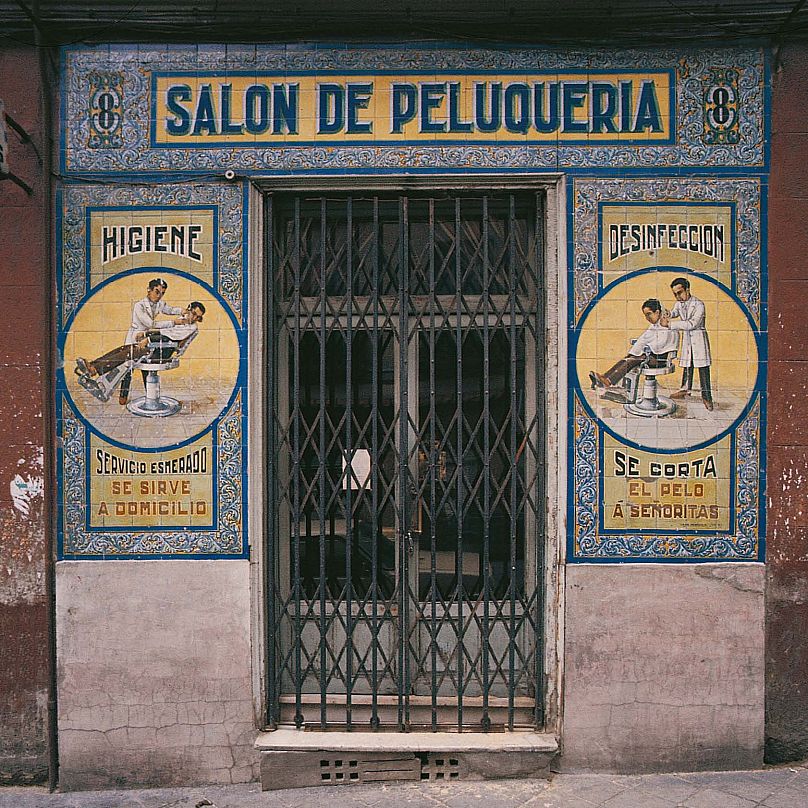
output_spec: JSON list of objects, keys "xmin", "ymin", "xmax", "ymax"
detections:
[
  {"xmin": 665, "ymin": 276, "xmax": 714, "ymax": 411},
  {"xmin": 118, "ymin": 278, "xmax": 186, "ymax": 405}
]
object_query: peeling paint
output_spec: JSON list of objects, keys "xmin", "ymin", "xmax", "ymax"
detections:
[{"xmin": 10, "ymin": 474, "xmax": 44, "ymax": 518}]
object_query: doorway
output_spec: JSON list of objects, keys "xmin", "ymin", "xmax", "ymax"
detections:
[{"xmin": 265, "ymin": 191, "xmax": 546, "ymax": 731}]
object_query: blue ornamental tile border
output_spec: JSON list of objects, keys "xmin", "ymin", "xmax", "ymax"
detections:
[{"xmin": 62, "ymin": 44, "xmax": 766, "ymax": 174}]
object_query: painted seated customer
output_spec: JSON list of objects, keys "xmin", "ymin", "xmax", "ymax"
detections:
[
  {"xmin": 589, "ymin": 298, "xmax": 678, "ymax": 389},
  {"xmin": 75, "ymin": 301, "xmax": 205, "ymax": 378}
]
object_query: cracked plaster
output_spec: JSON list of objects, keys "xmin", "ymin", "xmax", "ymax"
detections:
[
  {"xmin": 562, "ymin": 564, "xmax": 765, "ymax": 774},
  {"xmin": 56, "ymin": 560, "xmax": 257, "ymax": 791}
]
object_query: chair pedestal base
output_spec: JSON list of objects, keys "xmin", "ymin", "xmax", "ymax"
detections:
[
  {"xmin": 624, "ymin": 374, "xmax": 677, "ymax": 418},
  {"xmin": 126, "ymin": 369, "xmax": 182, "ymax": 418},
  {"xmin": 127, "ymin": 395, "xmax": 182, "ymax": 417},
  {"xmin": 625, "ymin": 395, "xmax": 676, "ymax": 418}
]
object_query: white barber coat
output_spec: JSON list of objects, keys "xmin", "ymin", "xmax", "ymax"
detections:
[
  {"xmin": 627, "ymin": 322, "xmax": 679, "ymax": 357},
  {"xmin": 670, "ymin": 295, "xmax": 711, "ymax": 368},
  {"xmin": 125, "ymin": 297, "xmax": 183, "ymax": 345}
]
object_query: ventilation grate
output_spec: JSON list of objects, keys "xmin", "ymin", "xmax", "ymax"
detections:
[
  {"xmin": 262, "ymin": 750, "xmax": 449, "ymax": 789},
  {"xmin": 319, "ymin": 757, "xmax": 360, "ymax": 783},
  {"xmin": 420, "ymin": 754, "xmax": 462, "ymax": 781}
]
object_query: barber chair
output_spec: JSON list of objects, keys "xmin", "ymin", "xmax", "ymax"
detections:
[
  {"xmin": 618, "ymin": 344, "xmax": 678, "ymax": 418},
  {"xmin": 127, "ymin": 331, "xmax": 197, "ymax": 417},
  {"xmin": 76, "ymin": 331, "xmax": 197, "ymax": 418}
]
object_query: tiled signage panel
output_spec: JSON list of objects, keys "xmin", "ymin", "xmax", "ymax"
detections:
[
  {"xmin": 149, "ymin": 70, "xmax": 675, "ymax": 146},
  {"xmin": 569, "ymin": 179, "xmax": 765, "ymax": 560},
  {"xmin": 63, "ymin": 45, "xmax": 764, "ymax": 174},
  {"xmin": 59, "ymin": 45, "xmax": 766, "ymax": 561},
  {"xmin": 57, "ymin": 184, "xmax": 247, "ymax": 558}
]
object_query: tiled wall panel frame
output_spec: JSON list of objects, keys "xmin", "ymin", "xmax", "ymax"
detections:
[{"xmin": 58, "ymin": 44, "xmax": 768, "ymax": 561}]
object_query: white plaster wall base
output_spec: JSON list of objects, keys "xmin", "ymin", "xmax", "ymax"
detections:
[
  {"xmin": 562, "ymin": 563, "xmax": 764, "ymax": 773},
  {"xmin": 56, "ymin": 560, "xmax": 257, "ymax": 790}
]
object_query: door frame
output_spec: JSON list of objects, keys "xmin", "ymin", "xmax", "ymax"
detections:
[{"xmin": 248, "ymin": 175, "xmax": 567, "ymax": 736}]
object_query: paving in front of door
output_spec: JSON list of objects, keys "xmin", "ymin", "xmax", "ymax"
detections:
[{"xmin": 3, "ymin": 762, "xmax": 808, "ymax": 808}]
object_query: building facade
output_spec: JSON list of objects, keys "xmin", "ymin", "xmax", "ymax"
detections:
[{"xmin": 1, "ymin": 34, "xmax": 807, "ymax": 789}]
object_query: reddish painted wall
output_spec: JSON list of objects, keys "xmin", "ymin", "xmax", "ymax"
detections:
[
  {"xmin": 766, "ymin": 43, "xmax": 808, "ymax": 763},
  {"xmin": 0, "ymin": 46, "xmax": 50, "ymax": 783}
]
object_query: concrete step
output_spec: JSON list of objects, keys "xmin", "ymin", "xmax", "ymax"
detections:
[{"xmin": 256, "ymin": 729, "xmax": 559, "ymax": 790}]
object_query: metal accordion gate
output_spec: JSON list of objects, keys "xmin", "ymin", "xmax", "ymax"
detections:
[{"xmin": 265, "ymin": 189, "xmax": 546, "ymax": 732}]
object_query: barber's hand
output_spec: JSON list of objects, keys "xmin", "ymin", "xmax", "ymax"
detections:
[{"xmin": 173, "ymin": 315, "xmax": 188, "ymax": 324}]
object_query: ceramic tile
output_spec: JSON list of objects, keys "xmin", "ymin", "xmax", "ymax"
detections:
[
  {"xmin": 58, "ymin": 182, "xmax": 247, "ymax": 558},
  {"xmin": 570, "ymin": 179, "xmax": 764, "ymax": 561}
]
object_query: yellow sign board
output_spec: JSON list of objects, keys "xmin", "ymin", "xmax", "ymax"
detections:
[
  {"xmin": 602, "ymin": 434, "xmax": 732, "ymax": 533},
  {"xmin": 600, "ymin": 204, "xmax": 733, "ymax": 286},
  {"xmin": 152, "ymin": 71, "xmax": 673, "ymax": 145},
  {"xmin": 89, "ymin": 208, "xmax": 215, "ymax": 284},
  {"xmin": 89, "ymin": 433, "xmax": 214, "ymax": 529}
]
